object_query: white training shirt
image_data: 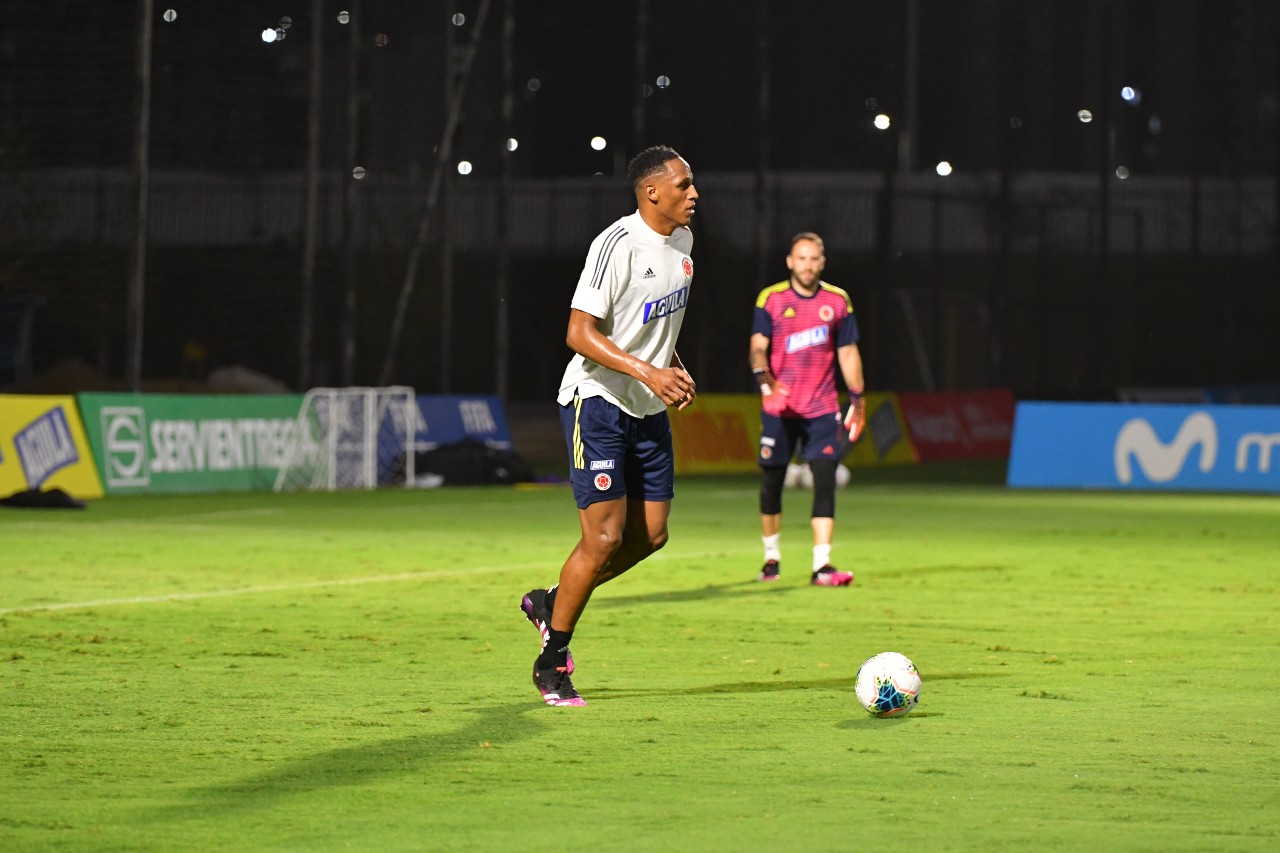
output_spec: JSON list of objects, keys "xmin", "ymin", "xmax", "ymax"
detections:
[{"xmin": 557, "ymin": 211, "xmax": 695, "ymax": 418}]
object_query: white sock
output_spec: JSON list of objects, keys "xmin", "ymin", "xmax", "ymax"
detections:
[
  {"xmin": 762, "ymin": 534, "xmax": 781, "ymax": 563},
  {"xmin": 812, "ymin": 544, "xmax": 832, "ymax": 572}
]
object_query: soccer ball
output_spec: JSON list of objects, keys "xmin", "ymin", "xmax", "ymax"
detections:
[{"xmin": 855, "ymin": 652, "xmax": 921, "ymax": 717}]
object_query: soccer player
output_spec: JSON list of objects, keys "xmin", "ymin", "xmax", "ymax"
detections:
[
  {"xmin": 520, "ymin": 145, "xmax": 698, "ymax": 707},
  {"xmin": 750, "ymin": 231, "xmax": 866, "ymax": 586}
]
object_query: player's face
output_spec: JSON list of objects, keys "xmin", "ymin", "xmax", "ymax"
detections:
[
  {"xmin": 786, "ymin": 239, "xmax": 826, "ymax": 289},
  {"xmin": 649, "ymin": 157, "xmax": 698, "ymax": 234}
]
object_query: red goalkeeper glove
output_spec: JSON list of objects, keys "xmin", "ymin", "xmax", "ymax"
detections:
[
  {"xmin": 843, "ymin": 393, "xmax": 866, "ymax": 443},
  {"xmin": 754, "ymin": 368, "xmax": 790, "ymax": 416}
]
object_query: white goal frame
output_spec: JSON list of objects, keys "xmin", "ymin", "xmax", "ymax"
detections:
[{"xmin": 273, "ymin": 386, "xmax": 419, "ymax": 492}]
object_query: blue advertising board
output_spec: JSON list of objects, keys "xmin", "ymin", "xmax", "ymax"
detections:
[
  {"xmin": 373, "ymin": 395, "xmax": 513, "ymax": 485},
  {"xmin": 412, "ymin": 395, "xmax": 512, "ymax": 449},
  {"xmin": 1007, "ymin": 403, "xmax": 1280, "ymax": 492}
]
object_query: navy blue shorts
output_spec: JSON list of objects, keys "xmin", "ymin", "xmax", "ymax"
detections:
[
  {"xmin": 560, "ymin": 394, "xmax": 675, "ymax": 509},
  {"xmin": 758, "ymin": 410, "xmax": 844, "ymax": 468}
]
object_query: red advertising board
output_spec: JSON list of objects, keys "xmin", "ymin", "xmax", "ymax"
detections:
[{"xmin": 896, "ymin": 389, "xmax": 1015, "ymax": 461}]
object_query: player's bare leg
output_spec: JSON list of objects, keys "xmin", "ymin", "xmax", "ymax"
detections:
[
  {"xmin": 533, "ymin": 498, "xmax": 669, "ymax": 706},
  {"xmin": 811, "ymin": 516, "xmax": 833, "ymax": 549},
  {"xmin": 551, "ymin": 497, "xmax": 669, "ymax": 628},
  {"xmin": 594, "ymin": 498, "xmax": 670, "ymax": 586},
  {"xmin": 761, "ymin": 513, "xmax": 781, "ymax": 539}
]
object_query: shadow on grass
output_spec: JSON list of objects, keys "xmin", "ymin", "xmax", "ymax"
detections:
[
  {"xmin": 836, "ymin": 713, "xmax": 937, "ymax": 728},
  {"xmin": 590, "ymin": 670, "xmax": 1007, "ymax": 701},
  {"xmin": 593, "ymin": 579, "xmax": 801, "ymax": 608},
  {"xmin": 923, "ymin": 670, "xmax": 1012, "ymax": 681},
  {"xmin": 140, "ymin": 701, "xmax": 546, "ymax": 823},
  {"xmin": 870, "ymin": 563, "xmax": 1012, "ymax": 579},
  {"xmin": 592, "ymin": 675, "xmax": 851, "ymax": 698}
]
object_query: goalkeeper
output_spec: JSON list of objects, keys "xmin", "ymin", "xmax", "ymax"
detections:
[{"xmin": 749, "ymin": 231, "xmax": 866, "ymax": 587}]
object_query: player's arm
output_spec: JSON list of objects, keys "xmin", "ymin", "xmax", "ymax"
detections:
[
  {"xmin": 750, "ymin": 331, "xmax": 789, "ymax": 413},
  {"xmin": 837, "ymin": 343, "xmax": 864, "ymax": 396},
  {"xmin": 838, "ymin": 343, "xmax": 866, "ymax": 441},
  {"xmin": 565, "ymin": 309, "xmax": 693, "ymax": 406}
]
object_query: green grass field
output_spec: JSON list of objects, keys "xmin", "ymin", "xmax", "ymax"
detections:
[{"xmin": 2, "ymin": 464, "xmax": 1277, "ymax": 851}]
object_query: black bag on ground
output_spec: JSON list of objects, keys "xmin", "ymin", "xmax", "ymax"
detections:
[
  {"xmin": 405, "ymin": 439, "xmax": 535, "ymax": 485},
  {"xmin": 0, "ymin": 487, "xmax": 87, "ymax": 509}
]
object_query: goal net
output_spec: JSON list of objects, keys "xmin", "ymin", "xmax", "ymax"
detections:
[{"xmin": 274, "ymin": 386, "xmax": 419, "ymax": 492}]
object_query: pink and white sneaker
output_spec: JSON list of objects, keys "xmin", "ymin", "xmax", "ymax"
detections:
[
  {"xmin": 811, "ymin": 566, "xmax": 854, "ymax": 587},
  {"xmin": 520, "ymin": 588, "xmax": 574, "ymax": 674},
  {"xmin": 532, "ymin": 662, "xmax": 586, "ymax": 707}
]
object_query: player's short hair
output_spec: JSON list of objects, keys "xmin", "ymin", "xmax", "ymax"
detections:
[
  {"xmin": 790, "ymin": 231, "xmax": 825, "ymax": 254},
  {"xmin": 627, "ymin": 145, "xmax": 682, "ymax": 190}
]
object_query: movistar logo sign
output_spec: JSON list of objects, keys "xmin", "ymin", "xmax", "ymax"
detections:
[
  {"xmin": 1009, "ymin": 403, "xmax": 1280, "ymax": 492},
  {"xmin": 1114, "ymin": 411, "xmax": 1216, "ymax": 484}
]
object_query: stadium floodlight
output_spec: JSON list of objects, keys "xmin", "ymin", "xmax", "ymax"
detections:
[{"xmin": 874, "ymin": 114, "xmax": 891, "ymax": 130}]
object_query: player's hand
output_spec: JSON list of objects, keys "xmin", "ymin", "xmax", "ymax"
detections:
[
  {"xmin": 651, "ymin": 366, "xmax": 694, "ymax": 408},
  {"xmin": 762, "ymin": 381, "xmax": 790, "ymax": 416},
  {"xmin": 674, "ymin": 368, "xmax": 696, "ymax": 410},
  {"xmin": 844, "ymin": 395, "xmax": 866, "ymax": 443},
  {"xmin": 755, "ymin": 368, "xmax": 789, "ymax": 415}
]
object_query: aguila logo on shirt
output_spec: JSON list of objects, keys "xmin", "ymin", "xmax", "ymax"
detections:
[
  {"xmin": 819, "ymin": 304, "xmax": 835, "ymax": 322},
  {"xmin": 643, "ymin": 285, "xmax": 690, "ymax": 323},
  {"xmin": 785, "ymin": 324, "xmax": 830, "ymax": 354},
  {"xmin": 682, "ymin": 257, "xmax": 693, "ymax": 278},
  {"xmin": 594, "ymin": 472, "xmax": 612, "ymax": 490}
]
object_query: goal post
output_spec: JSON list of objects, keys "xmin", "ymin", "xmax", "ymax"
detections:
[{"xmin": 273, "ymin": 386, "xmax": 420, "ymax": 492}]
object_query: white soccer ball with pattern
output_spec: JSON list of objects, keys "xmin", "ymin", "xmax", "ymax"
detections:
[{"xmin": 855, "ymin": 652, "xmax": 921, "ymax": 717}]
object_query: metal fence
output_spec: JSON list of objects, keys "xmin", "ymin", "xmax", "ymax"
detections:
[
  {"xmin": 2, "ymin": 169, "xmax": 1278, "ymax": 401},
  {"xmin": 7, "ymin": 168, "xmax": 1276, "ymax": 256}
]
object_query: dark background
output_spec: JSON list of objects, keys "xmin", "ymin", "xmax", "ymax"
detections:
[{"xmin": 1, "ymin": 1, "xmax": 1278, "ymax": 401}]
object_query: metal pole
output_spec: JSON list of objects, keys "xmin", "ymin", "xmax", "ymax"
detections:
[
  {"xmin": 440, "ymin": 15, "xmax": 456, "ymax": 393},
  {"xmin": 380, "ymin": 0, "xmax": 492, "ymax": 386},
  {"xmin": 125, "ymin": 0, "xmax": 154, "ymax": 392},
  {"xmin": 899, "ymin": 0, "xmax": 920, "ymax": 173},
  {"xmin": 753, "ymin": 0, "xmax": 771, "ymax": 287},
  {"xmin": 495, "ymin": 0, "xmax": 514, "ymax": 399},
  {"xmin": 632, "ymin": 0, "xmax": 648, "ymax": 155},
  {"xmin": 1274, "ymin": 9, "xmax": 1280, "ymax": 289},
  {"xmin": 1098, "ymin": 0, "xmax": 1112, "ymax": 291},
  {"xmin": 339, "ymin": 1, "xmax": 362, "ymax": 386},
  {"xmin": 299, "ymin": 0, "xmax": 324, "ymax": 390}
]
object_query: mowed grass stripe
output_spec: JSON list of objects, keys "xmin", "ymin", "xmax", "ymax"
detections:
[{"xmin": 0, "ymin": 544, "xmax": 760, "ymax": 616}]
